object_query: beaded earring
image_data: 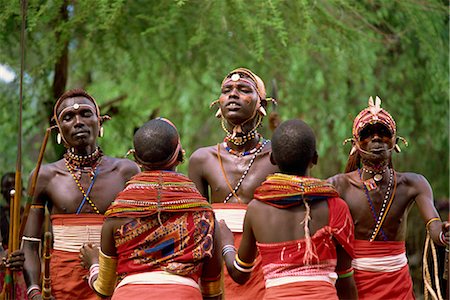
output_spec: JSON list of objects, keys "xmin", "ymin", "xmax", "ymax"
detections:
[
  {"xmin": 57, "ymin": 133, "xmax": 62, "ymax": 144},
  {"xmin": 99, "ymin": 127, "xmax": 104, "ymax": 137}
]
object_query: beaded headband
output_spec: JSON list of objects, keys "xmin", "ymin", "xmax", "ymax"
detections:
[
  {"xmin": 344, "ymin": 96, "xmax": 408, "ymax": 155},
  {"xmin": 211, "ymin": 68, "xmax": 276, "ymax": 143},
  {"xmin": 352, "ymin": 96, "xmax": 396, "ymax": 140},
  {"xmin": 53, "ymin": 90, "xmax": 109, "ymax": 146}
]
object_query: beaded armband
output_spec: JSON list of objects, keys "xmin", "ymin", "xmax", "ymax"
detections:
[
  {"xmin": 233, "ymin": 254, "xmax": 255, "ymax": 273},
  {"xmin": 93, "ymin": 250, "xmax": 118, "ymax": 297},
  {"xmin": 30, "ymin": 204, "xmax": 45, "ymax": 209},
  {"xmin": 337, "ymin": 267, "xmax": 354, "ymax": 279}
]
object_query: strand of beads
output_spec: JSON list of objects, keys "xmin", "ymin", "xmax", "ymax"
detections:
[
  {"xmin": 65, "ymin": 159, "xmax": 101, "ymax": 214},
  {"xmin": 221, "ymin": 115, "xmax": 262, "ymax": 146},
  {"xmin": 224, "ymin": 139, "xmax": 268, "ymax": 203},
  {"xmin": 359, "ymin": 168, "xmax": 393, "ymax": 241},
  {"xmin": 223, "ymin": 136, "xmax": 264, "ymax": 156},
  {"xmin": 362, "ymin": 167, "xmax": 387, "ymax": 182},
  {"xmin": 66, "ymin": 147, "xmax": 102, "ymax": 166}
]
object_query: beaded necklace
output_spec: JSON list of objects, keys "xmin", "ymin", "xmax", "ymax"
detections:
[
  {"xmin": 223, "ymin": 136, "xmax": 264, "ymax": 156},
  {"xmin": 217, "ymin": 139, "xmax": 268, "ymax": 203},
  {"xmin": 64, "ymin": 148, "xmax": 103, "ymax": 214},
  {"xmin": 358, "ymin": 168, "xmax": 397, "ymax": 241},
  {"xmin": 221, "ymin": 115, "xmax": 262, "ymax": 146}
]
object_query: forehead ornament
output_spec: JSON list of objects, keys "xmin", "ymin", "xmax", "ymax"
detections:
[
  {"xmin": 231, "ymin": 73, "xmax": 240, "ymax": 81},
  {"xmin": 73, "ymin": 103, "xmax": 80, "ymax": 110}
]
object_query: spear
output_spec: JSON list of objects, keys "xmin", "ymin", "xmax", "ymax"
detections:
[{"xmin": 1, "ymin": 1, "xmax": 28, "ymax": 299}]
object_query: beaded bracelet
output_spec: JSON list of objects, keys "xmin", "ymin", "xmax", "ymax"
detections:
[
  {"xmin": 27, "ymin": 284, "xmax": 42, "ymax": 299},
  {"xmin": 338, "ymin": 270, "xmax": 354, "ymax": 279},
  {"xmin": 88, "ymin": 263, "xmax": 100, "ymax": 289},
  {"xmin": 221, "ymin": 245, "xmax": 236, "ymax": 257},
  {"xmin": 425, "ymin": 217, "xmax": 441, "ymax": 231}
]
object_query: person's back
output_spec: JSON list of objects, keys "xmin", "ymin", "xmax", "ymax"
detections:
[
  {"xmin": 220, "ymin": 119, "xmax": 357, "ymax": 299},
  {"xmin": 82, "ymin": 118, "xmax": 223, "ymax": 300},
  {"xmin": 22, "ymin": 89, "xmax": 140, "ymax": 300},
  {"xmin": 328, "ymin": 97, "xmax": 449, "ymax": 299}
]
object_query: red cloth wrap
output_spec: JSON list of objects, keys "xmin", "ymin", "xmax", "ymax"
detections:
[
  {"xmin": 112, "ymin": 284, "xmax": 202, "ymax": 300},
  {"xmin": 353, "ymin": 240, "xmax": 414, "ymax": 300},
  {"xmin": 212, "ymin": 203, "xmax": 266, "ymax": 300},
  {"xmin": 257, "ymin": 197, "xmax": 355, "ymax": 281},
  {"xmin": 264, "ymin": 281, "xmax": 338, "ymax": 300},
  {"xmin": 50, "ymin": 214, "xmax": 105, "ymax": 300}
]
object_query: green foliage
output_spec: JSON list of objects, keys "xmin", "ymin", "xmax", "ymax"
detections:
[{"xmin": 0, "ymin": 0, "xmax": 447, "ymax": 200}]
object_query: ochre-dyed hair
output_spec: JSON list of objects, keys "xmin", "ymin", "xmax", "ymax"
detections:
[{"xmin": 54, "ymin": 88, "xmax": 100, "ymax": 117}]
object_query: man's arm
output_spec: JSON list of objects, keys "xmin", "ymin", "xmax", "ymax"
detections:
[
  {"xmin": 335, "ymin": 244, "xmax": 358, "ymax": 299},
  {"xmin": 22, "ymin": 171, "xmax": 46, "ymax": 299},
  {"xmin": 219, "ymin": 201, "xmax": 258, "ymax": 284},
  {"xmin": 188, "ymin": 150, "xmax": 210, "ymax": 202},
  {"xmin": 200, "ymin": 219, "xmax": 223, "ymax": 300},
  {"xmin": 414, "ymin": 174, "xmax": 448, "ymax": 246}
]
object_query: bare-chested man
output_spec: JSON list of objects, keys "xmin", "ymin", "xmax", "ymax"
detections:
[
  {"xmin": 189, "ymin": 68, "xmax": 278, "ymax": 299},
  {"xmin": 22, "ymin": 89, "xmax": 140, "ymax": 300},
  {"xmin": 328, "ymin": 96, "xmax": 449, "ymax": 299}
]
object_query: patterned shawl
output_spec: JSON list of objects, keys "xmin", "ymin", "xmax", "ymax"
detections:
[
  {"xmin": 106, "ymin": 171, "xmax": 214, "ymax": 280},
  {"xmin": 254, "ymin": 173, "xmax": 339, "ymax": 208},
  {"xmin": 106, "ymin": 171, "xmax": 212, "ymax": 217}
]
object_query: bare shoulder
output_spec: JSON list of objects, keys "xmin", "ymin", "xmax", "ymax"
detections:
[
  {"xmin": 101, "ymin": 156, "xmax": 140, "ymax": 178},
  {"xmin": 396, "ymin": 171, "xmax": 431, "ymax": 190},
  {"xmin": 31, "ymin": 160, "xmax": 64, "ymax": 183},
  {"xmin": 189, "ymin": 145, "xmax": 217, "ymax": 163},
  {"xmin": 327, "ymin": 172, "xmax": 352, "ymax": 188}
]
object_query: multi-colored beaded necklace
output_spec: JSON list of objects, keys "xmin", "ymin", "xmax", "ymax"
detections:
[
  {"xmin": 64, "ymin": 147, "xmax": 103, "ymax": 214},
  {"xmin": 221, "ymin": 115, "xmax": 262, "ymax": 146},
  {"xmin": 223, "ymin": 136, "xmax": 264, "ymax": 157},
  {"xmin": 217, "ymin": 139, "xmax": 268, "ymax": 203},
  {"xmin": 358, "ymin": 168, "xmax": 397, "ymax": 241}
]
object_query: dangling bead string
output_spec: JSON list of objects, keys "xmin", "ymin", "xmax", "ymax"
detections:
[
  {"xmin": 75, "ymin": 168, "xmax": 100, "ymax": 214},
  {"xmin": 358, "ymin": 168, "xmax": 397, "ymax": 241},
  {"xmin": 65, "ymin": 156, "xmax": 102, "ymax": 214},
  {"xmin": 370, "ymin": 171, "xmax": 397, "ymax": 241},
  {"xmin": 223, "ymin": 136, "xmax": 264, "ymax": 157},
  {"xmin": 217, "ymin": 139, "xmax": 269, "ymax": 203}
]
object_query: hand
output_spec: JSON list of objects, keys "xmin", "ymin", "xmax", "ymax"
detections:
[
  {"xmin": 218, "ymin": 220, "xmax": 234, "ymax": 249},
  {"xmin": 79, "ymin": 243, "xmax": 99, "ymax": 269},
  {"xmin": 2, "ymin": 249, "xmax": 25, "ymax": 271},
  {"xmin": 442, "ymin": 221, "xmax": 449, "ymax": 245}
]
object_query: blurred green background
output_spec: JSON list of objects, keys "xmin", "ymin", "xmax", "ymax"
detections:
[{"xmin": 0, "ymin": 0, "xmax": 448, "ymax": 297}]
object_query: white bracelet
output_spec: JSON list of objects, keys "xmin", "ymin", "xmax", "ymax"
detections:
[
  {"xmin": 221, "ymin": 245, "xmax": 236, "ymax": 257},
  {"xmin": 88, "ymin": 264, "xmax": 100, "ymax": 289},
  {"xmin": 233, "ymin": 260, "xmax": 254, "ymax": 273},
  {"xmin": 22, "ymin": 236, "xmax": 41, "ymax": 243},
  {"xmin": 27, "ymin": 284, "xmax": 41, "ymax": 296},
  {"xmin": 439, "ymin": 231, "xmax": 448, "ymax": 246}
]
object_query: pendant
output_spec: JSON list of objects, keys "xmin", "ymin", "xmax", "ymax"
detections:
[
  {"xmin": 363, "ymin": 178, "xmax": 377, "ymax": 191},
  {"xmin": 374, "ymin": 174, "xmax": 383, "ymax": 182}
]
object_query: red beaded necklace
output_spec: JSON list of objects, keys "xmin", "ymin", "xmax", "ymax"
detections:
[{"xmin": 64, "ymin": 148, "xmax": 103, "ymax": 214}]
